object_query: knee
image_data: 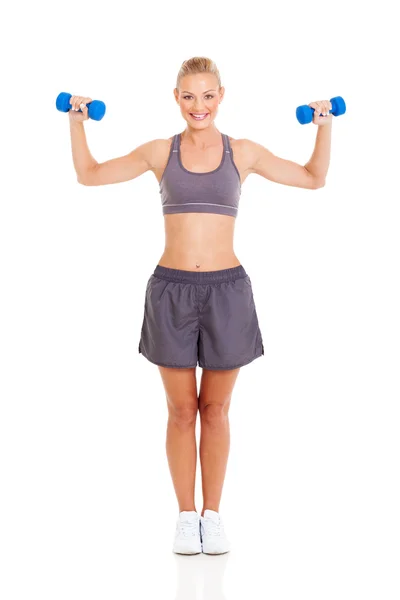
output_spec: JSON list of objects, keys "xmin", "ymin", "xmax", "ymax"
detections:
[
  {"xmin": 168, "ymin": 405, "xmax": 198, "ymax": 430},
  {"xmin": 200, "ymin": 402, "xmax": 229, "ymax": 427}
]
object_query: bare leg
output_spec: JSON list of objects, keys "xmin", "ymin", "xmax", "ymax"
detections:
[
  {"xmin": 198, "ymin": 368, "xmax": 240, "ymax": 516},
  {"xmin": 158, "ymin": 366, "xmax": 198, "ymax": 513}
]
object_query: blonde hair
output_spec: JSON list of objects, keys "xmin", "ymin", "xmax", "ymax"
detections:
[{"xmin": 176, "ymin": 56, "xmax": 221, "ymax": 91}]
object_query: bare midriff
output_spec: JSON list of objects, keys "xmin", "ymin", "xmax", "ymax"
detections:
[{"xmin": 158, "ymin": 212, "xmax": 241, "ymax": 272}]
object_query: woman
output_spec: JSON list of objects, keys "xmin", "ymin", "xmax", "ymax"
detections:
[{"xmin": 68, "ymin": 56, "xmax": 332, "ymax": 555}]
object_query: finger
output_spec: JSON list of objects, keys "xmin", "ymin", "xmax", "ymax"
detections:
[
  {"xmin": 309, "ymin": 101, "xmax": 325, "ymax": 117},
  {"xmin": 315, "ymin": 103, "xmax": 322, "ymax": 117}
]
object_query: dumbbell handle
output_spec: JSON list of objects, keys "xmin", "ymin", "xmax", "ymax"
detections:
[{"xmin": 56, "ymin": 92, "xmax": 106, "ymax": 121}]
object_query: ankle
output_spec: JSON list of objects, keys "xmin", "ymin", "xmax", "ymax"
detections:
[{"xmin": 201, "ymin": 506, "xmax": 219, "ymax": 517}]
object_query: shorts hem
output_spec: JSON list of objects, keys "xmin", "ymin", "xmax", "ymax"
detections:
[
  {"xmin": 139, "ymin": 351, "xmax": 197, "ymax": 369},
  {"xmin": 199, "ymin": 349, "xmax": 264, "ymax": 371}
]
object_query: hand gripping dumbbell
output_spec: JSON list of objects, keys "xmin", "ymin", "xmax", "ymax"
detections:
[
  {"xmin": 56, "ymin": 92, "xmax": 106, "ymax": 121},
  {"xmin": 296, "ymin": 96, "xmax": 346, "ymax": 124}
]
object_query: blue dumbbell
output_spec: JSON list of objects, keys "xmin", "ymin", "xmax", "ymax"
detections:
[
  {"xmin": 296, "ymin": 96, "xmax": 346, "ymax": 124},
  {"xmin": 56, "ymin": 92, "xmax": 106, "ymax": 121}
]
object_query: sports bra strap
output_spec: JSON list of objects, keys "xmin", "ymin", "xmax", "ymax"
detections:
[{"xmin": 222, "ymin": 133, "xmax": 229, "ymax": 153}]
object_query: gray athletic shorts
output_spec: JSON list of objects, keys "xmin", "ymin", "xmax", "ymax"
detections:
[{"xmin": 138, "ymin": 264, "xmax": 264, "ymax": 370}]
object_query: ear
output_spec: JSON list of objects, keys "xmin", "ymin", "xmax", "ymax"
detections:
[
  {"xmin": 219, "ymin": 86, "xmax": 225, "ymax": 103},
  {"xmin": 173, "ymin": 88, "xmax": 179, "ymax": 103}
]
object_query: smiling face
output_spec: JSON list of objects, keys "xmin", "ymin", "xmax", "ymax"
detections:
[{"xmin": 174, "ymin": 73, "xmax": 224, "ymax": 129}]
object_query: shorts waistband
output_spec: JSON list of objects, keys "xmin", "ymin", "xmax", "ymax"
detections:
[{"xmin": 153, "ymin": 264, "xmax": 248, "ymax": 284}]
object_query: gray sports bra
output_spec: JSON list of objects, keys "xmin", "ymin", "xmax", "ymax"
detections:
[{"xmin": 159, "ymin": 132, "xmax": 242, "ymax": 218}]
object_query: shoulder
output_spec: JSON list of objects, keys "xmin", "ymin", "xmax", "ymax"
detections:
[
  {"xmin": 226, "ymin": 137, "xmax": 261, "ymax": 171},
  {"xmin": 140, "ymin": 136, "xmax": 175, "ymax": 170},
  {"xmin": 227, "ymin": 136, "xmax": 260, "ymax": 155}
]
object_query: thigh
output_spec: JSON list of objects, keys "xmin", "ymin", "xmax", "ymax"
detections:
[
  {"xmin": 198, "ymin": 368, "xmax": 240, "ymax": 414},
  {"xmin": 158, "ymin": 366, "xmax": 198, "ymax": 417}
]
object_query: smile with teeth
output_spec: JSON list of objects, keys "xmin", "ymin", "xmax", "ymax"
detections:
[{"xmin": 190, "ymin": 113, "xmax": 209, "ymax": 120}]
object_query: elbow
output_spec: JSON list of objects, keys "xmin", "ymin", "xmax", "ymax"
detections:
[
  {"xmin": 313, "ymin": 178, "xmax": 325, "ymax": 189},
  {"xmin": 304, "ymin": 167, "xmax": 325, "ymax": 189},
  {"xmin": 77, "ymin": 165, "xmax": 98, "ymax": 186},
  {"xmin": 77, "ymin": 174, "xmax": 93, "ymax": 186}
]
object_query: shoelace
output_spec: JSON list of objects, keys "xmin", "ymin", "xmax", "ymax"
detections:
[
  {"xmin": 202, "ymin": 518, "xmax": 223, "ymax": 537},
  {"xmin": 178, "ymin": 519, "xmax": 199, "ymax": 538}
]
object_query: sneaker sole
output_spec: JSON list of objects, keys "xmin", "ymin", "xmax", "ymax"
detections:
[{"xmin": 173, "ymin": 541, "xmax": 202, "ymax": 555}]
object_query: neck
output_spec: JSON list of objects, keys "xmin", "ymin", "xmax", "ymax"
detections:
[{"xmin": 182, "ymin": 126, "xmax": 221, "ymax": 147}]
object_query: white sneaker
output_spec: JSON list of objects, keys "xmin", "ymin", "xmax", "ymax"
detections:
[
  {"xmin": 172, "ymin": 510, "xmax": 202, "ymax": 554},
  {"xmin": 200, "ymin": 509, "xmax": 231, "ymax": 554}
]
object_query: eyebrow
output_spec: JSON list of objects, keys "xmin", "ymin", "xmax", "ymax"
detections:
[{"xmin": 182, "ymin": 89, "xmax": 216, "ymax": 94}]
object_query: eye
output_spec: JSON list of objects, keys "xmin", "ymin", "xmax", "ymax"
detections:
[{"xmin": 182, "ymin": 95, "xmax": 215, "ymax": 100}]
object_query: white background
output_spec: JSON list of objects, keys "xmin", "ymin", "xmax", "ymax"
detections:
[{"xmin": 1, "ymin": 0, "xmax": 399, "ymax": 598}]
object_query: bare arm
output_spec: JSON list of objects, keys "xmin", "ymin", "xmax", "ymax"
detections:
[
  {"xmin": 304, "ymin": 122, "xmax": 332, "ymax": 184},
  {"xmin": 69, "ymin": 120, "xmax": 154, "ymax": 186},
  {"xmin": 241, "ymin": 133, "xmax": 328, "ymax": 190},
  {"xmin": 69, "ymin": 121, "xmax": 97, "ymax": 181}
]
